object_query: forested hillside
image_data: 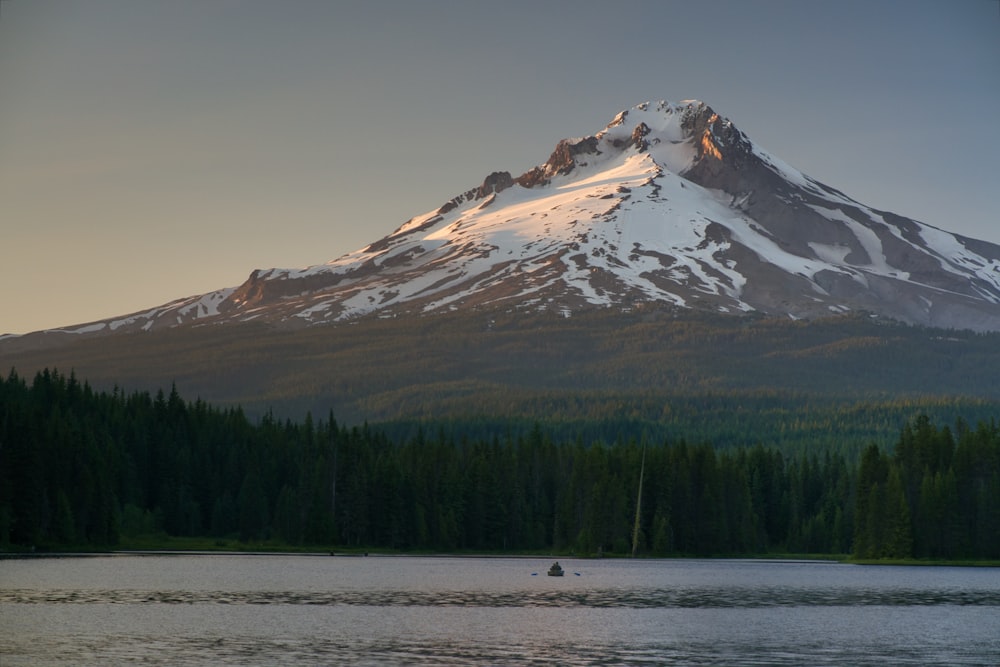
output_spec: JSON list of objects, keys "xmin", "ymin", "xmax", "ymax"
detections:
[
  {"xmin": 4, "ymin": 310, "xmax": 1000, "ymax": 432},
  {"xmin": 2, "ymin": 370, "xmax": 997, "ymax": 559}
]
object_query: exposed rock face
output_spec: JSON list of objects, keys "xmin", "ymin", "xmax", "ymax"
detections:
[
  {"xmin": 629, "ymin": 122, "xmax": 651, "ymax": 151},
  {"xmin": 19, "ymin": 99, "xmax": 1000, "ymax": 338},
  {"xmin": 516, "ymin": 136, "xmax": 601, "ymax": 188},
  {"xmin": 475, "ymin": 171, "xmax": 514, "ymax": 199}
]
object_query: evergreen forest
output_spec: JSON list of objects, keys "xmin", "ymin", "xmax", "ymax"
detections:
[{"xmin": 1, "ymin": 369, "xmax": 998, "ymax": 560}]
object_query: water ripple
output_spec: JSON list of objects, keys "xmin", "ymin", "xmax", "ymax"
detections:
[{"xmin": 3, "ymin": 586, "xmax": 998, "ymax": 608}]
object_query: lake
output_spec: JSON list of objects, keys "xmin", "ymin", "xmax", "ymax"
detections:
[{"xmin": 1, "ymin": 554, "xmax": 998, "ymax": 665}]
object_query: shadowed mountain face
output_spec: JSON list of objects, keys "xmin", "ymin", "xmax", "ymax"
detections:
[
  {"xmin": 6, "ymin": 99, "xmax": 1000, "ymax": 345},
  {"xmin": 3, "ymin": 307, "xmax": 1000, "ymax": 429}
]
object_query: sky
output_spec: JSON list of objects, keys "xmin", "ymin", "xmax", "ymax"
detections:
[{"xmin": 2, "ymin": 0, "xmax": 998, "ymax": 335}]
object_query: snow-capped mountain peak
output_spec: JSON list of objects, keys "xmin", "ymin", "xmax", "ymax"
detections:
[{"xmin": 40, "ymin": 99, "xmax": 1000, "ymax": 335}]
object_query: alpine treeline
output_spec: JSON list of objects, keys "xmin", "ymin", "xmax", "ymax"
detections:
[{"xmin": 1, "ymin": 369, "xmax": 998, "ymax": 559}]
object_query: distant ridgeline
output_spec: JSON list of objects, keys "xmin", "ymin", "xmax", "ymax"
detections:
[{"xmin": 1, "ymin": 369, "xmax": 998, "ymax": 559}]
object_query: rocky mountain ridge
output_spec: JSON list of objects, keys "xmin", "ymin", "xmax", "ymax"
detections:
[{"xmin": 12, "ymin": 99, "xmax": 1000, "ymax": 338}]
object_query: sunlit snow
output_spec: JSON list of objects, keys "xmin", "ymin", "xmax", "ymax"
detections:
[{"xmin": 40, "ymin": 99, "xmax": 1000, "ymax": 335}]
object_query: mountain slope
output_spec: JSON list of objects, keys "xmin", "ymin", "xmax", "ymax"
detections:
[
  {"xmin": 3, "ymin": 308, "xmax": 1000, "ymax": 430},
  {"xmin": 15, "ymin": 100, "xmax": 1000, "ymax": 337}
]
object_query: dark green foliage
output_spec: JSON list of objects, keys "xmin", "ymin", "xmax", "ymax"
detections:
[
  {"xmin": 4, "ymin": 310, "xmax": 1000, "ymax": 434},
  {"xmin": 0, "ymin": 369, "xmax": 997, "ymax": 559}
]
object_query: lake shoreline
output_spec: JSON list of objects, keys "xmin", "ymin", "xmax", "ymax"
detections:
[{"xmin": 3, "ymin": 548, "xmax": 998, "ymax": 567}]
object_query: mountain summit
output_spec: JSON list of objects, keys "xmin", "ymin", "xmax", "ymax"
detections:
[{"xmin": 43, "ymin": 100, "xmax": 1000, "ymax": 334}]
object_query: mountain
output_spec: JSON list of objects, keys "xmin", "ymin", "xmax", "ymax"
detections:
[
  {"xmin": 19, "ymin": 98, "xmax": 1000, "ymax": 340},
  {"xmin": 4, "ymin": 99, "xmax": 1000, "ymax": 431}
]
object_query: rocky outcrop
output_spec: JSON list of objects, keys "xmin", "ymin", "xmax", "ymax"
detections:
[
  {"xmin": 628, "ymin": 122, "xmax": 651, "ymax": 151},
  {"xmin": 516, "ymin": 136, "xmax": 601, "ymax": 187},
  {"xmin": 475, "ymin": 171, "xmax": 514, "ymax": 199}
]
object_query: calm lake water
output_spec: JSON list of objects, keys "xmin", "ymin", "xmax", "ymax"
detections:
[{"xmin": 1, "ymin": 554, "xmax": 998, "ymax": 665}]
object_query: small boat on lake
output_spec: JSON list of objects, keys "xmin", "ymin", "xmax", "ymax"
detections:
[{"xmin": 547, "ymin": 561, "xmax": 564, "ymax": 577}]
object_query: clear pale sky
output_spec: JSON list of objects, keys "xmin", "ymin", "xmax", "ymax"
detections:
[{"xmin": 2, "ymin": 0, "xmax": 998, "ymax": 335}]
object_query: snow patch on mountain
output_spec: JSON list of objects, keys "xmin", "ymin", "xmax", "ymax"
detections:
[{"xmin": 15, "ymin": 98, "xmax": 1000, "ymax": 336}]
